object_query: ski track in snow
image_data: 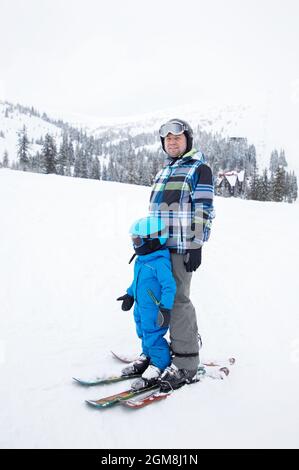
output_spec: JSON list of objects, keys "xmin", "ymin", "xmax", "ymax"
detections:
[{"xmin": 0, "ymin": 169, "xmax": 298, "ymax": 449}]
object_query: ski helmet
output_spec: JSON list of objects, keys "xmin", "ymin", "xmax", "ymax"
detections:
[
  {"xmin": 129, "ymin": 216, "xmax": 168, "ymax": 256},
  {"xmin": 159, "ymin": 118, "xmax": 193, "ymax": 154}
]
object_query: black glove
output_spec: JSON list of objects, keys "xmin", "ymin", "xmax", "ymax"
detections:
[
  {"xmin": 116, "ymin": 294, "xmax": 134, "ymax": 311},
  {"xmin": 157, "ymin": 306, "xmax": 171, "ymax": 328},
  {"xmin": 184, "ymin": 247, "xmax": 202, "ymax": 272}
]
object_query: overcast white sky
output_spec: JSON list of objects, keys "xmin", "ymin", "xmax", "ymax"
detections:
[{"xmin": 1, "ymin": 0, "xmax": 299, "ymax": 120}]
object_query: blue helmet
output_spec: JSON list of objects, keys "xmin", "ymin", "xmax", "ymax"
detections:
[{"xmin": 129, "ymin": 216, "xmax": 168, "ymax": 255}]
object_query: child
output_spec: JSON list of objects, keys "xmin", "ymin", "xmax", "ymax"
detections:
[{"xmin": 117, "ymin": 216, "xmax": 176, "ymax": 390}]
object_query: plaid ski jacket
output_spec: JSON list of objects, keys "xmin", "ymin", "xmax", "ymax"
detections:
[{"xmin": 149, "ymin": 148, "xmax": 215, "ymax": 254}]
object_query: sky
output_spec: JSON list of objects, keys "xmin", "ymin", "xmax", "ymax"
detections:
[{"xmin": 1, "ymin": 0, "xmax": 299, "ymax": 121}]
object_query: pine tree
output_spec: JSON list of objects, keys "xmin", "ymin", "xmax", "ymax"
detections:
[
  {"xmin": 245, "ymin": 145, "xmax": 257, "ymax": 176},
  {"xmin": 286, "ymin": 171, "xmax": 298, "ymax": 203},
  {"xmin": 243, "ymin": 176, "xmax": 251, "ymax": 199},
  {"xmin": 106, "ymin": 157, "xmax": 113, "ymax": 181},
  {"xmin": 260, "ymin": 169, "xmax": 271, "ymax": 201},
  {"xmin": 139, "ymin": 154, "xmax": 152, "ymax": 186},
  {"xmin": 91, "ymin": 156, "xmax": 101, "ymax": 180},
  {"xmin": 65, "ymin": 155, "xmax": 72, "ymax": 177},
  {"xmin": 126, "ymin": 152, "xmax": 139, "ymax": 184},
  {"xmin": 249, "ymin": 165, "xmax": 260, "ymax": 200},
  {"xmin": 80, "ymin": 149, "xmax": 88, "ymax": 178},
  {"xmin": 278, "ymin": 149, "xmax": 288, "ymax": 168},
  {"xmin": 102, "ymin": 165, "xmax": 108, "ymax": 181},
  {"xmin": 285, "ymin": 172, "xmax": 291, "ymax": 203},
  {"xmin": 256, "ymin": 175, "xmax": 264, "ymax": 201},
  {"xmin": 270, "ymin": 150, "xmax": 279, "ymax": 175},
  {"xmin": 143, "ymin": 155, "xmax": 151, "ymax": 185},
  {"xmin": 3, "ymin": 150, "xmax": 9, "ymax": 168},
  {"xmin": 272, "ymin": 167, "xmax": 286, "ymax": 202},
  {"xmin": 74, "ymin": 144, "xmax": 82, "ymax": 177},
  {"xmin": 17, "ymin": 125, "xmax": 30, "ymax": 171},
  {"xmin": 31, "ymin": 151, "xmax": 42, "ymax": 173},
  {"xmin": 114, "ymin": 159, "xmax": 123, "ymax": 182},
  {"xmin": 68, "ymin": 140, "xmax": 75, "ymax": 166},
  {"xmin": 57, "ymin": 132, "xmax": 69, "ymax": 175},
  {"xmin": 291, "ymin": 172, "xmax": 298, "ymax": 202},
  {"xmin": 42, "ymin": 134, "xmax": 57, "ymax": 174}
]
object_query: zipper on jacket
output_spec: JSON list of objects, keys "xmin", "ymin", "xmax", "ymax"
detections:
[{"xmin": 134, "ymin": 264, "xmax": 141, "ymax": 305}]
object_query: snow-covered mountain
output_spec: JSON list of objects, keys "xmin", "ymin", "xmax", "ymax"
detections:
[
  {"xmin": 0, "ymin": 169, "xmax": 298, "ymax": 448},
  {"xmin": 1, "ymin": 99, "xmax": 297, "ymax": 176},
  {"xmin": 0, "ymin": 102, "xmax": 65, "ymax": 164},
  {"xmin": 87, "ymin": 100, "xmax": 297, "ymax": 174}
]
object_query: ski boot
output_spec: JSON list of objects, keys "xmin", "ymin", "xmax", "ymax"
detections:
[
  {"xmin": 159, "ymin": 364, "xmax": 198, "ymax": 392},
  {"xmin": 121, "ymin": 353, "xmax": 150, "ymax": 377},
  {"xmin": 131, "ymin": 365, "xmax": 162, "ymax": 390}
]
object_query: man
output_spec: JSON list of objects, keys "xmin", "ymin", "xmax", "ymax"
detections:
[{"xmin": 149, "ymin": 118, "xmax": 214, "ymax": 392}]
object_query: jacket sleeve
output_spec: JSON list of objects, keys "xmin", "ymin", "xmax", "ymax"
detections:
[
  {"xmin": 155, "ymin": 260, "xmax": 177, "ymax": 310},
  {"xmin": 190, "ymin": 163, "xmax": 215, "ymax": 247},
  {"xmin": 126, "ymin": 281, "xmax": 134, "ymax": 298}
]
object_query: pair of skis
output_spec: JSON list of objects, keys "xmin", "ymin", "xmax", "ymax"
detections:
[{"xmin": 73, "ymin": 351, "xmax": 235, "ymax": 409}]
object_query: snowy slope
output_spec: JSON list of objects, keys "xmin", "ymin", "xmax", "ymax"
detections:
[
  {"xmin": 0, "ymin": 102, "xmax": 64, "ymax": 163},
  {"xmin": 0, "ymin": 169, "xmax": 299, "ymax": 449}
]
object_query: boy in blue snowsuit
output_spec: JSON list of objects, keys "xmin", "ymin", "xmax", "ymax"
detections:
[{"xmin": 117, "ymin": 216, "xmax": 176, "ymax": 390}]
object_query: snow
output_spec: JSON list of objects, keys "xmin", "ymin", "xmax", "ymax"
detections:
[
  {"xmin": 0, "ymin": 169, "xmax": 299, "ymax": 449},
  {"xmin": 237, "ymin": 170, "xmax": 245, "ymax": 182},
  {"xmin": 225, "ymin": 174, "xmax": 238, "ymax": 188},
  {"xmin": 0, "ymin": 102, "xmax": 63, "ymax": 163},
  {"xmin": 134, "ymin": 142, "xmax": 160, "ymax": 154}
]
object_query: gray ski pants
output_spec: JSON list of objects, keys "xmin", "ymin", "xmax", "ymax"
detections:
[{"xmin": 169, "ymin": 253, "xmax": 200, "ymax": 370}]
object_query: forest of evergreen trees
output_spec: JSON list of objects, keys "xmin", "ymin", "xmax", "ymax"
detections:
[{"xmin": 0, "ymin": 102, "xmax": 297, "ymax": 203}]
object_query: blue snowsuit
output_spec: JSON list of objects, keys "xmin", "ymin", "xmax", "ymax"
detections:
[{"xmin": 127, "ymin": 248, "xmax": 176, "ymax": 370}]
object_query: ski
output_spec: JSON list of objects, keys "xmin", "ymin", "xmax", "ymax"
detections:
[
  {"xmin": 85, "ymin": 363, "xmax": 231, "ymax": 410},
  {"xmin": 203, "ymin": 357, "xmax": 235, "ymax": 367},
  {"xmin": 111, "ymin": 350, "xmax": 235, "ymax": 368},
  {"xmin": 85, "ymin": 372, "xmax": 205, "ymax": 410},
  {"xmin": 110, "ymin": 350, "xmax": 139, "ymax": 364},
  {"xmin": 121, "ymin": 366, "xmax": 231, "ymax": 409},
  {"xmin": 123, "ymin": 390, "xmax": 169, "ymax": 409},
  {"xmin": 85, "ymin": 384, "xmax": 159, "ymax": 409},
  {"xmin": 72, "ymin": 373, "xmax": 140, "ymax": 386},
  {"xmin": 73, "ymin": 353, "xmax": 235, "ymax": 387}
]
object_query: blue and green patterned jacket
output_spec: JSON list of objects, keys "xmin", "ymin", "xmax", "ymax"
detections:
[{"xmin": 149, "ymin": 148, "xmax": 215, "ymax": 254}]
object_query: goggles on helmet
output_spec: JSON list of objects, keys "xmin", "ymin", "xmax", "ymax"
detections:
[{"xmin": 159, "ymin": 121, "xmax": 187, "ymax": 138}]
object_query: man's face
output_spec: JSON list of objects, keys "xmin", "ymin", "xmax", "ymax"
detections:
[{"xmin": 164, "ymin": 133, "xmax": 187, "ymax": 158}]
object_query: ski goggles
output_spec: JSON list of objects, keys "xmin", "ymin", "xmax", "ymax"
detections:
[
  {"xmin": 131, "ymin": 235, "xmax": 147, "ymax": 248},
  {"xmin": 159, "ymin": 121, "xmax": 187, "ymax": 138}
]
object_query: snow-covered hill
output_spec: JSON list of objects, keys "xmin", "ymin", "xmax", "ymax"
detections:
[
  {"xmin": 88, "ymin": 100, "xmax": 298, "ymax": 175},
  {"xmin": 0, "ymin": 169, "xmax": 298, "ymax": 449},
  {"xmin": 2, "ymin": 99, "xmax": 298, "ymax": 177},
  {"xmin": 0, "ymin": 102, "xmax": 65, "ymax": 165}
]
